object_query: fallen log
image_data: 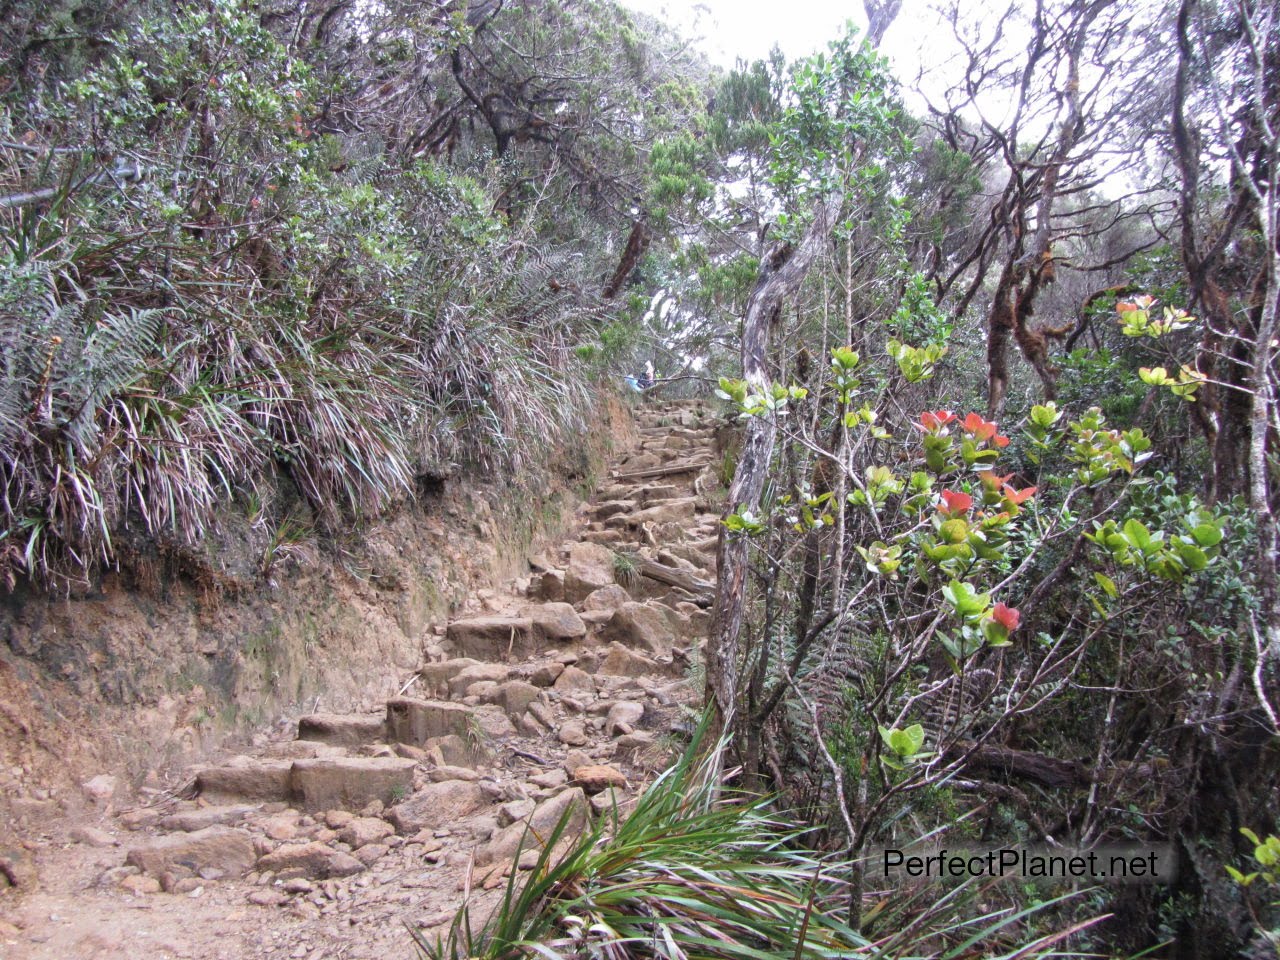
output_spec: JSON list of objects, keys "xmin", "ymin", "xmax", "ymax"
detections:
[
  {"xmin": 946, "ymin": 741, "xmax": 1090, "ymax": 789},
  {"xmin": 611, "ymin": 459, "xmax": 711, "ymax": 482},
  {"xmin": 638, "ymin": 559, "xmax": 713, "ymax": 606}
]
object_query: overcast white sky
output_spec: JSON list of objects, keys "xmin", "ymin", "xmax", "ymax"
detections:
[{"xmin": 624, "ymin": 0, "xmax": 939, "ymax": 81}]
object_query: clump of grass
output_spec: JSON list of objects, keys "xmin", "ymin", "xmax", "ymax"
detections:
[
  {"xmin": 411, "ymin": 715, "xmax": 1102, "ymax": 960},
  {"xmin": 612, "ymin": 549, "xmax": 641, "ymax": 588},
  {"xmin": 412, "ymin": 716, "xmax": 868, "ymax": 960}
]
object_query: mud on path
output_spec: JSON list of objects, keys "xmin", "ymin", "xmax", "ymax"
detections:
[{"xmin": 0, "ymin": 399, "xmax": 725, "ymax": 960}]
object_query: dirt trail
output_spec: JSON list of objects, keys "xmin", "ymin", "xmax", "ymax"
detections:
[{"xmin": 0, "ymin": 399, "xmax": 724, "ymax": 960}]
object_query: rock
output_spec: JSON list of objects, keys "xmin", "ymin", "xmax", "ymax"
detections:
[
  {"xmin": 564, "ymin": 542, "xmax": 616, "ymax": 603},
  {"xmin": 528, "ymin": 700, "xmax": 556, "ymax": 731},
  {"xmin": 427, "ymin": 764, "xmax": 480, "ymax": 782},
  {"xmin": 159, "ymin": 804, "xmax": 260, "ymax": 832},
  {"xmin": 70, "ymin": 825, "xmax": 117, "ymax": 847},
  {"xmin": 248, "ymin": 887, "xmax": 289, "ymax": 906},
  {"xmin": 126, "ymin": 827, "xmax": 255, "ymax": 879},
  {"xmin": 593, "ymin": 500, "xmax": 635, "ymax": 521},
  {"xmin": 590, "ymin": 788, "xmax": 633, "ymax": 816},
  {"xmin": 324, "ymin": 810, "xmax": 355, "ymax": 829},
  {"xmin": 521, "ymin": 662, "xmax": 565, "ymax": 687},
  {"xmin": 338, "ymin": 818, "xmax": 394, "ymax": 848},
  {"xmin": 428, "ymin": 734, "xmax": 488, "ymax": 768},
  {"xmin": 606, "ymin": 701, "xmax": 645, "ymax": 736},
  {"xmin": 447, "ymin": 663, "xmax": 511, "ymax": 697},
  {"xmin": 256, "ymin": 842, "xmax": 366, "ymax": 879},
  {"xmin": 497, "ymin": 799, "xmax": 537, "ymax": 827},
  {"xmin": 490, "ymin": 680, "xmax": 541, "ymax": 720},
  {"xmin": 557, "ymin": 720, "xmax": 589, "ymax": 746},
  {"xmin": 262, "ymin": 815, "xmax": 299, "ymax": 842},
  {"xmin": 599, "ymin": 642, "xmax": 659, "ymax": 678},
  {"xmin": 536, "ymin": 569, "xmax": 566, "ymax": 602},
  {"xmin": 571, "ymin": 765, "xmax": 627, "ymax": 795},
  {"xmin": 601, "ymin": 603, "xmax": 675, "ymax": 657},
  {"xmin": 553, "ymin": 666, "xmax": 596, "ymax": 696},
  {"xmin": 581, "ymin": 585, "xmax": 632, "ymax": 612},
  {"xmin": 527, "ymin": 602, "xmax": 587, "ymax": 641},
  {"xmin": 386, "ymin": 780, "xmax": 487, "ymax": 834},
  {"xmin": 446, "ymin": 616, "xmax": 536, "ymax": 660},
  {"xmin": 626, "ymin": 498, "xmax": 696, "ymax": 526},
  {"xmin": 82, "ymin": 774, "xmax": 119, "ymax": 803},
  {"xmin": 353, "ymin": 843, "xmax": 389, "ymax": 866},
  {"xmin": 0, "ymin": 846, "xmax": 38, "ymax": 889},
  {"xmin": 120, "ymin": 874, "xmax": 161, "ymax": 895},
  {"xmin": 417, "ymin": 658, "xmax": 481, "ymax": 698},
  {"xmin": 260, "ymin": 741, "xmax": 346, "ymax": 760},
  {"xmin": 296, "ymin": 714, "xmax": 386, "ymax": 747},
  {"xmin": 282, "ymin": 877, "xmax": 313, "ymax": 894},
  {"xmin": 529, "ymin": 769, "xmax": 568, "ymax": 790},
  {"xmin": 474, "ymin": 707, "xmax": 516, "ymax": 739},
  {"xmin": 478, "ymin": 788, "xmax": 588, "ymax": 866},
  {"xmin": 385, "ymin": 698, "xmax": 473, "ymax": 745},
  {"xmin": 289, "ymin": 758, "xmax": 417, "ymax": 812},
  {"xmin": 195, "ymin": 759, "xmax": 293, "ymax": 802}
]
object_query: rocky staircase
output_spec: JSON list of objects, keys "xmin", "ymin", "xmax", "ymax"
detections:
[{"xmin": 35, "ymin": 399, "xmax": 724, "ymax": 959}]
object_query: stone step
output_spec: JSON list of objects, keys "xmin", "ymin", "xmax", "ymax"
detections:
[
  {"xmin": 385, "ymin": 697, "xmax": 474, "ymax": 744},
  {"xmin": 289, "ymin": 757, "xmax": 417, "ymax": 812},
  {"xmin": 297, "ymin": 713, "xmax": 387, "ymax": 747}
]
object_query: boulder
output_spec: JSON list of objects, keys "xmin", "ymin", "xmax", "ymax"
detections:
[
  {"xmin": 446, "ymin": 616, "xmax": 536, "ymax": 660},
  {"xmin": 159, "ymin": 804, "xmax": 259, "ymax": 832},
  {"xmin": 338, "ymin": 817, "xmax": 395, "ymax": 849},
  {"xmin": 447, "ymin": 664, "xmax": 511, "ymax": 698},
  {"xmin": 580, "ymin": 585, "xmax": 632, "ymax": 612},
  {"xmin": 570, "ymin": 765, "xmax": 627, "ymax": 795},
  {"xmin": 624, "ymin": 498, "xmax": 696, "ymax": 526},
  {"xmin": 386, "ymin": 780, "xmax": 487, "ymax": 834},
  {"xmin": 478, "ymin": 788, "xmax": 588, "ymax": 866},
  {"xmin": 289, "ymin": 757, "xmax": 417, "ymax": 811},
  {"xmin": 520, "ymin": 661, "xmax": 565, "ymax": 687},
  {"xmin": 296, "ymin": 713, "xmax": 386, "ymax": 747},
  {"xmin": 489, "ymin": 680, "xmax": 541, "ymax": 720},
  {"xmin": 606, "ymin": 701, "xmax": 645, "ymax": 736},
  {"xmin": 527, "ymin": 602, "xmax": 587, "ymax": 642},
  {"xmin": 417, "ymin": 658, "xmax": 480, "ymax": 699},
  {"xmin": 536, "ymin": 570, "xmax": 566, "ymax": 602},
  {"xmin": 564, "ymin": 542, "xmax": 616, "ymax": 603},
  {"xmin": 557, "ymin": 720, "xmax": 589, "ymax": 746},
  {"xmin": 553, "ymin": 666, "xmax": 596, "ymax": 697},
  {"xmin": 126, "ymin": 826, "xmax": 255, "ymax": 879},
  {"xmin": 600, "ymin": 602, "xmax": 675, "ymax": 657},
  {"xmin": 599, "ymin": 642, "xmax": 660, "ymax": 678},
  {"xmin": 386, "ymin": 698, "xmax": 473, "ymax": 745},
  {"xmin": 195, "ymin": 759, "xmax": 293, "ymax": 802},
  {"xmin": 256, "ymin": 841, "xmax": 365, "ymax": 879}
]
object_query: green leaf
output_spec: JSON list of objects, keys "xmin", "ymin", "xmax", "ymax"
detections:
[{"xmin": 1093, "ymin": 572, "xmax": 1118, "ymax": 598}]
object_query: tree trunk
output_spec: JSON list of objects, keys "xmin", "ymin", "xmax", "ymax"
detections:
[{"xmin": 706, "ymin": 196, "xmax": 842, "ymax": 746}]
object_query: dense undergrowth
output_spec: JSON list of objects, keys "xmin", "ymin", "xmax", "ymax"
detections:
[{"xmin": 0, "ymin": 0, "xmax": 695, "ymax": 590}]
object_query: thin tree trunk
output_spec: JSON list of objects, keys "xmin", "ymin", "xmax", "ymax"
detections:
[{"xmin": 706, "ymin": 196, "xmax": 843, "ymax": 746}]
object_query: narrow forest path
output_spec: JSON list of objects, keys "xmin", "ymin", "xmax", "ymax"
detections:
[{"xmin": 0, "ymin": 399, "xmax": 725, "ymax": 960}]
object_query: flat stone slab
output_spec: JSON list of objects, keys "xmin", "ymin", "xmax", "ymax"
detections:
[
  {"xmin": 289, "ymin": 757, "xmax": 417, "ymax": 811},
  {"xmin": 126, "ymin": 826, "xmax": 255, "ymax": 879},
  {"xmin": 195, "ymin": 759, "xmax": 293, "ymax": 802},
  {"xmin": 385, "ymin": 697, "xmax": 474, "ymax": 744},
  {"xmin": 297, "ymin": 713, "xmax": 386, "ymax": 747},
  {"xmin": 446, "ymin": 615, "xmax": 536, "ymax": 659},
  {"xmin": 159, "ymin": 804, "xmax": 259, "ymax": 832}
]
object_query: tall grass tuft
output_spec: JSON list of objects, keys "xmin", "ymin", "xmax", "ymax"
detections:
[{"xmin": 411, "ymin": 717, "xmax": 1100, "ymax": 960}]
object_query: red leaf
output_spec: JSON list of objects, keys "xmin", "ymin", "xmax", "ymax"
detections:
[
  {"xmin": 938, "ymin": 489, "xmax": 974, "ymax": 516},
  {"xmin": 992, "ymin": 602, "xmax": 1021, "ymax": 631}
]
